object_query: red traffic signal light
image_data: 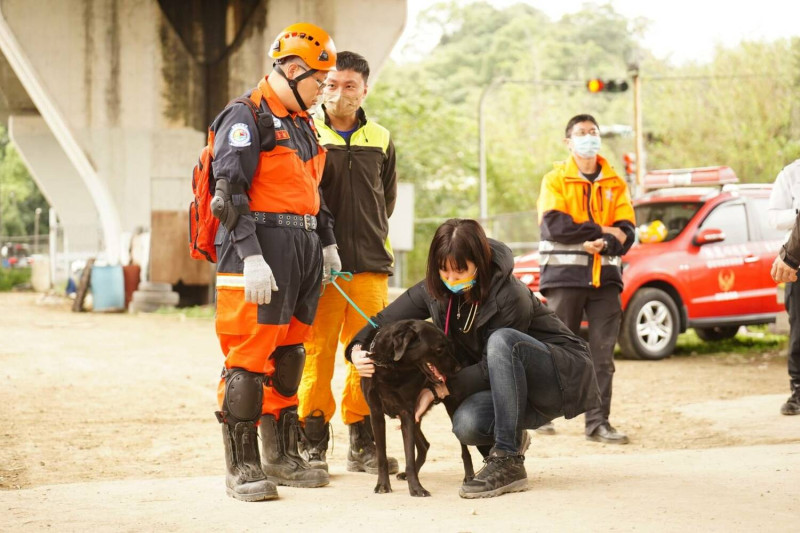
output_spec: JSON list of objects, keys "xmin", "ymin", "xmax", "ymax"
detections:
[
  {"xmin": 623, "ymin": 152, "xmax": 636, "ymax": 176},
  {"xmin": 586, "ymin": 78, "xmax": 605, "ymax": 93},
  {"xmin": 586, "ymin": 78, "xmax": 629, "ymax": 93}
]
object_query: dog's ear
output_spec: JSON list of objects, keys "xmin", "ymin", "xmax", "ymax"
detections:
[{"xmin": 392, "ymin": 326, "xmax": 417, "ymax": 361}]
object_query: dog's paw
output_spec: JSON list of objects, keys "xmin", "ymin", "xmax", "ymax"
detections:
[
  {"xmin": 374, "ymin": 483, "xmax": 392, "ymax": 494},
  {"xmin": 396, "ymin": 472, "xmax": 407, "ymax": 480},
  {"xmin": 409, "ymin": 486, "xmax": 431, "ymax": 497},
  {"xmin": 462, "ymin": 474, "xmax": 474, "ymax": 483}
]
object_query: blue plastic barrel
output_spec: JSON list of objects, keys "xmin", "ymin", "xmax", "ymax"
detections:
[{"xmin": 90, "ymin": 264, "xmax": 125, "ymax": 312}]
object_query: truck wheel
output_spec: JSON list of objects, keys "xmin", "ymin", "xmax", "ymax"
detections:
[
  {"xmin": 694, "ymin": 326, "xmax": 739, "ymax": 342},
  {"xmin": 618, "ymin": 288, "xmax": 679, "ymax": 360}
]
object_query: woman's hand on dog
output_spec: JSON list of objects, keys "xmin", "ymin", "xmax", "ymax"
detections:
[
  {"xmin": 351, "ymin": 344, "xmax": 376, "ymax": 377},
  {"xmin": 414, "ymin": 383, "xmax": 449, "ymax": 422}
]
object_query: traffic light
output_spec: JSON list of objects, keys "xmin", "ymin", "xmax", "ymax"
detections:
[
  {"xmin": 623, "ymin": 152, "xmax": 636, "ymax": 177},
  {"xmin": 586, "ymin": 78, "xmax": 629, "ymax": 93}
]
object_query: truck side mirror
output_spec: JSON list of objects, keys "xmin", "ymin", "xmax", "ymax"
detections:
[{"xmin": 693, "ymin": 228, "xmax": 726, "ymax": 246}]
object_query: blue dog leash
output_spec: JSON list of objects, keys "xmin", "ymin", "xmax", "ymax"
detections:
[{"xmin": 326, "ymin": 270, "xmax": 379, "ymax": 329}]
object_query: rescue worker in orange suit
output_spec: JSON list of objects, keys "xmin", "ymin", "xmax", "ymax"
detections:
[
  {"xmin": 536, "ymin": 114, "xmax": 636, "ymax": 444},
  {"xmin": 296, "ymin": 51, "xmax": 399, "ymax": 474},
  {"xmin": 210, "ymin": 23, "xmax": 341, "ymax": 501}
]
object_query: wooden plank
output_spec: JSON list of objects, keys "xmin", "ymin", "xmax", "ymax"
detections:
[{"xmin": 150, "ymin": 210, "xmax": 213, "ymax": 285}]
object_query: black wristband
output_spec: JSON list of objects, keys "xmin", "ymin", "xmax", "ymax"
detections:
[{"xmin": 427, "ymin": 384, "xmax": 442, "ymax": 404}]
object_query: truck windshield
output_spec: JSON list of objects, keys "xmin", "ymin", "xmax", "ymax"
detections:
[{"xmin": 634, "ymin": 202, "xmax": 702, "ymax": 242}]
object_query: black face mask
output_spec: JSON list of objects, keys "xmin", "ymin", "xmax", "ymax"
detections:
[{"xmin": 273, "ymin": 63, "xmax": 318, "ymax": 111}]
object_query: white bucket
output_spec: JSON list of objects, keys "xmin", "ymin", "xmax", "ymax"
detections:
[{"xmin": 31, "ymin": 254, "xmax": 51, "ymax": 292}]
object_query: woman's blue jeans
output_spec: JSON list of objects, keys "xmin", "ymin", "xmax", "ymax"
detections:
[{"xmin": 451, "ymin": 328, "xmax": 563, "ymax": 454}]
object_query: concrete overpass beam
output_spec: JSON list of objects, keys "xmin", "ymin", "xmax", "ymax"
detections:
[{"xmin": 8, "ymin": 114, "xmax": 102, "ymax": 253}]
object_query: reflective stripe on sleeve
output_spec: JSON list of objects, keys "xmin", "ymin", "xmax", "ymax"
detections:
[
  {"xmin": 216, "ymin": 273, "xmax": 245, "ymax": 288},
  {"xmin": 540, "ymin": 253, "xmax": 590, "ymax": 267},
  {"xmin": 539, "ymin": 240, "xmax": 585, "ymax": 253}
]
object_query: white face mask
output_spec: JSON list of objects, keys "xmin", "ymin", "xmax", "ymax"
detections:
[
  {"xmin": 323, "ymin": 92, "xmax": 360, "ymax": 118},
  {"xmin": 571, "ymin": 134, "xmax": 601, "ymax": 158}
]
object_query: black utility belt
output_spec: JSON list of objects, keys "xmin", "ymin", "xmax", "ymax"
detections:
[{"xmin": 252, "ymin": 211, "xmax": 317, "ymax": 231}]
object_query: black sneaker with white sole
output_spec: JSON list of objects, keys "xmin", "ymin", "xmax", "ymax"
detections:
[{"xmin": 458, "ymin": 449, "xmax": 527, "ymax": 499}]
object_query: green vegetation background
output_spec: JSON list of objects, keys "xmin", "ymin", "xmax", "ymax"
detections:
[
  {"xmin": 0, "ymin": 1, "xmax": 799, "ymax": 287},
  {"xmin": 365, "ymin": 1, "xmax": 800, "ymax": 284}
]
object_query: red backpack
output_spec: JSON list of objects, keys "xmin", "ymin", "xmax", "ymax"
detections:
[{"xmin": 189, "ymin": 85, "xmax": 275, "ymax": 262}]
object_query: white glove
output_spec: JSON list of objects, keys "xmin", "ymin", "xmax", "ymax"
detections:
[
  {"xmin": 322, "ymin": 245, "xmax": 342, "ymax": 285},
  {"xmin": 243, "ymin": 255, "xmax": 278, "ymax": 305}
]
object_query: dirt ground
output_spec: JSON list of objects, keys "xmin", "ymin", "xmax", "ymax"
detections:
[{"xmin": 1, "ymin": 291, "xmax": 798, "ymax": 531}]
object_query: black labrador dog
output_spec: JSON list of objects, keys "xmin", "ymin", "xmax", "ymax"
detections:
[{"xmin": 361, "ymin": 319, "xmax": 469, "ymax": 497}]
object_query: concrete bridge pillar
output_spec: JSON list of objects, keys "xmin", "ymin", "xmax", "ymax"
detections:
[{"xmin": 0, "ymin": 0, "xmax": 406, "ymax": 288}]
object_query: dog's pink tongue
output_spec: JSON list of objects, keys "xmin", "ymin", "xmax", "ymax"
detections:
[{"xmin": 429, "ymin": 363, "xmax": 445, "ymax": 383}]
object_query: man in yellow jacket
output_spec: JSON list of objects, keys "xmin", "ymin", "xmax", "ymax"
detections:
[{"xmin": 536, "ymin": 114, "xmax": 636, "ymax": 444}]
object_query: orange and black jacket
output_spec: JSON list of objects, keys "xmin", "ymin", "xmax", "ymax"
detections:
[
  {"xmin": 537, "ymin": 155, "xmax": 636, "ymax": 291},
  {"xmin": 210, "ymin": 77, "xmax": 335, "ymax": 262},
  {"xmin": 314, "ymin": 106, "xmax": 397, "ymax": 274}
]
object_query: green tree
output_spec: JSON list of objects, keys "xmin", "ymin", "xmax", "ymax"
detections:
[
  {"xmin": 0, "ymin": 126, "xmax": 50, "ymax": 237},
  {"xmin": 368, "ymin": 1, "xmax": 641, "ymax": 283},
  {"xmin": 641, "ymin": 37, "xmax": 800, "ymax": 181}
]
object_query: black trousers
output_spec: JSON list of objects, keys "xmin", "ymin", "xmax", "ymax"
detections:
[
  {"xmin": 784, "ymin": 282, "xmax": 800, "ymax": 393},
  {"xmin": 542, "ymin": 285, "xmax": 622, "ymax": 434}
]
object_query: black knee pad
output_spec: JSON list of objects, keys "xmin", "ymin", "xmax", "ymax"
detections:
[
  {"xmin": 268, "ymin": 344, "xmax": 306, "ymax": 397},
  {"xmin": 222, "ymin": 368, "xmax": 264, "ymax": 423}
]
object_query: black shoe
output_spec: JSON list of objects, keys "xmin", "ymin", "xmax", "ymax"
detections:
[
  {"xmin": 346, "ymin": 417, "xmax": 398, "ymax": 475},
  {"xmin": 534, "ymin": 422, "xmax": 555, "ymax": 435},
  {"xmin": 518, "ymin": 430, "xmax": 531, "ymax": 455},
  {"xmin": 218, "ymin": 419, "xmax": 278, "ymax": 502},
  {"xmin": 586, "ymin": 423, "xmax": 629, "ymax": 444},
  {"xmin": 780, "ymin": 394, "xmax": 800, "ymax": 416},
  {"xmin": 260, "ymin": 408, "xmax": 330, "ymax": 488},
  {"xmin": 299, "ymin": 410, "xmax": 331, "ymax": 471},
  {"xmin": 459, "ymin": 449, "xmax": 528, "ymax": 499}
]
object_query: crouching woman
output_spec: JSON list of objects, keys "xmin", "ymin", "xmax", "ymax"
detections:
[{"xmin": 346, "ymin": 218, "xmax": 600, "ymax": 498}]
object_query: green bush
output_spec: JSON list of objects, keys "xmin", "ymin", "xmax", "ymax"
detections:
[{"xmin": 0, "ymin": 267, "xmax": 31, "ymax": 291}]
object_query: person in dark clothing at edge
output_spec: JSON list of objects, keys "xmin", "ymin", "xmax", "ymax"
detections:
[
  {"xmin": 535, "ymin": 114, "xmax": 636, "ymax": 444},
  {"xmin": 768, "ymin": 158, "xmax": 800, "ymax": 415},
  {"xmin": 209, "ymin": 22, "xmax": 341, "ymax": 501},
  {"xmin": 345, "ymin": 218, "xmax": 601, "ymax": 499},
  {"xmin": 297, "ymin": 51, "xmax": 400, "ymax": 475}
]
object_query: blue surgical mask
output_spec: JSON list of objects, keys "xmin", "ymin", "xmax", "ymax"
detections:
[
  {"xmin": 440, "ymin": 271, "xmax": 477, "ymax": 294},
  {"xmin": 572, "ymin": 134, "xmax": 601, "ymax": 158}
]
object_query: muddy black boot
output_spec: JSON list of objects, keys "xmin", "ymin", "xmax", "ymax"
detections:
[
  {"xmin": 299, "ymin": 410, "xmax": 331, "ymax": 471},
  {"xmin": 458, "ymin": 448, "xmax": 528, "ymax": 499},
  {"xmin": 218, "ymin": 419, "xmax": 278, "ymax": 501},
  {"xmin": 346, "ymin": 416, "xmax": 398, "ymax": 475},
  {"xmin": 260, "ymin": 407, "xmax": 330, "ymax": 487}
]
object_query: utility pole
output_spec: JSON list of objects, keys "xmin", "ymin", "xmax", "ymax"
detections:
[
  {"xmin": 34, "ymin": 207, "xmax": 42, "ymax": 253},
  {"xmin": 478, "ymin": 77, "xmax": 503, "ymax": 222},
  {"xmin": 478, "ymin": 78, "xmax": 583, "ymax": 221},
  {"xmin": 631, "ymin": 65, "xmax": 644, "ymax": 195}
]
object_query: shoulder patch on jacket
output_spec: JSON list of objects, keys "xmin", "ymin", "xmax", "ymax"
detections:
[{"xmin": 228, "ymin": 123, "xmax": 251, "ymax": 147}]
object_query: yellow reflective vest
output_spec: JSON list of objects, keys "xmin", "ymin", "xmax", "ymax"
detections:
[{"xmin": 537, "ymin": 155, "xmax": 635, "ymax": 290}]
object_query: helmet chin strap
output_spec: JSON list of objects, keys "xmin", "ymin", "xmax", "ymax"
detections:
[{"xmin": 274, "ymin": 64, "xmax": 316, "ymax": 111}]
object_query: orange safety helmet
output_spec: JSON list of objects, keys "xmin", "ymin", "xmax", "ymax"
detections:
[{"xmin": 270, "ymin": 22, "xmax": 337, "ymax": 71}]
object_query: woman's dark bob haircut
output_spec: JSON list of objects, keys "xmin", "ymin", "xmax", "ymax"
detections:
[{"xmin": 425, "ymin": 218, "xmax": 493, "ymax": 303}]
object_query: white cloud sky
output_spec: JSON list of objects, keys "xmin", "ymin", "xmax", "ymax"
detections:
[{"xmin": 394, "ymin": 0, "xmax": 799, "ymax": 64}]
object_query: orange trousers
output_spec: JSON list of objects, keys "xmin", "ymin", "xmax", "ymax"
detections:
[
  {"xmin": 215, "ymin": 278, "xmax": 313, "ymax": 418},
  {"xmin": 298, "ymin": 272, "xmax": 388, "ymax": 425}
]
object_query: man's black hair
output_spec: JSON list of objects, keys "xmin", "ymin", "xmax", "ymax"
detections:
[
  {"xmin": 565, "ymin": 114, "xmax": 599, "ymax": 137},
  {"xmin": 336, "ymin": 51, "xmax": 370, "ymax": 83}
]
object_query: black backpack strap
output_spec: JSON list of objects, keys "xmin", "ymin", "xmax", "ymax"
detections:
[{"xmin": 231, "ymin": 96, "xmax": 276, "ymax": 152}]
